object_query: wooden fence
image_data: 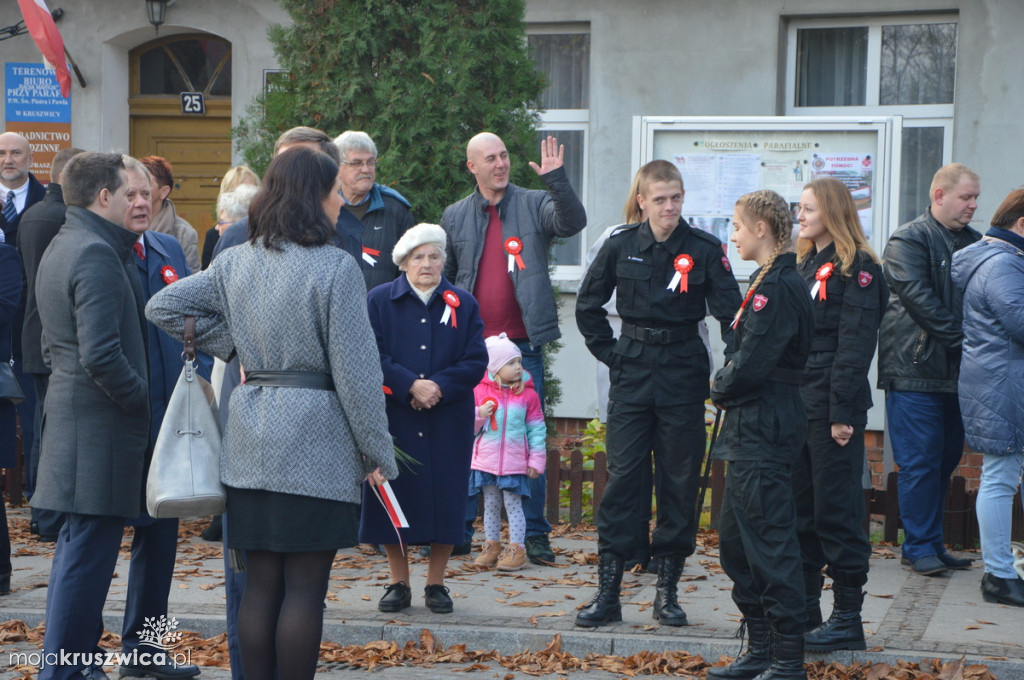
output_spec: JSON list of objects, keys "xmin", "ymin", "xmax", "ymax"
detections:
[{"xmin": 544, "ymin": 447, "xmax": 1022, "ymax": 547}]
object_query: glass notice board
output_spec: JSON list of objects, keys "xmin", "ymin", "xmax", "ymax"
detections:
[{"xmin": 632, "ymin": 116, "xmax": 902, "ymax": 280}]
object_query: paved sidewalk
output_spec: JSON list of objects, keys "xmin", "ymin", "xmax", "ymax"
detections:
[{"xmin": 1, "ymin": 507, "xmax": 1021, "ymax": 678}]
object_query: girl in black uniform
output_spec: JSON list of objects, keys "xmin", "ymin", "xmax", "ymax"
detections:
[
  {"xmin": 708, "ymin": 190, "xmax": 814, "ymax": 680},
  {"xmin": 793, "ymin": 177, "xmax": 887, "ymax": 651}
]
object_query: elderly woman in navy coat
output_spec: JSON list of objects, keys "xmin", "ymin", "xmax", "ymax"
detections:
[
  {"xmin": 0, "ymin": 243, "xmax": 23, "ymax": 594},
  {"xmin": 361, "ymin": 223, "xmax": 488, "ymax": 615}
]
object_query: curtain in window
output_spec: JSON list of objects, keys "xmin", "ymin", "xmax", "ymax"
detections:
[{"xmin": 796, "ymin": 27, "xmax": 868, "ymax": 107}]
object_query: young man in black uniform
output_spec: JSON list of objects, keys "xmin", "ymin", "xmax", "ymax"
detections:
[
  {"xmin": 709, "ymin": 190, "xmax": 814, "ymax": 680},
  {"xmin": 575, "ymin": 160, "xmax": 741, "ymax": 628}
]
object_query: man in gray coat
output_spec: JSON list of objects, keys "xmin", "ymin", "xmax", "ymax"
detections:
[{"xmin": 32, "ymin": 153, "xmax": 151, "ymax": 680}]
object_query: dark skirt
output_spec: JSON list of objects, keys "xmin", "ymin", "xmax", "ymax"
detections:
[
  {"xmin": 226, "ymin": 486, "xmax": 360, "ymax": 553},
  {"xmin": 468, "ymin": 470, "xmax": 532, "ymax": 497}
]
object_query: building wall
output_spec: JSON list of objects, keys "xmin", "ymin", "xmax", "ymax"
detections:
[
  {"xmin": 0, "ymin": 0, "xmax": 288, "ymax": 154},
  {"xmin": 526, "ymin": 0, "xmax": 1024, "ymax": 419}
]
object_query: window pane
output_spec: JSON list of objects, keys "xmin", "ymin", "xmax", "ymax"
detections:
[
  {"xmin": 543, "ymin": 130, "xmax": 584, "ymax": 266},
  {"xmin": 138, "ymin": 38, "xmax": 232, "ymax": 96},
  {"xmin": 796, "ymin": 27, "xmax": 868, "ymax": 106},
  {"xmin": 899, "ymin": 127, "xmax": 944, "ymax": 226},
  {"xmin": 529, "ymin": 34, "xmax": 590, "ymax": 109},
  {"xmin": 880, "ymin": 24, "xmax": 956, "ymax": 105}
]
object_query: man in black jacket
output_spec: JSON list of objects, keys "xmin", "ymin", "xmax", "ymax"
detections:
[
  {"xmin": 16, "ymin": 146, "xmax": 84, "ymax": 541},
  {"xmin": 877, "ymin": 163, "xmax": 981, "ymax": 576},
  {"xmin": 334, "ymin": 131, "xmax": 415, "ymax": 290}
]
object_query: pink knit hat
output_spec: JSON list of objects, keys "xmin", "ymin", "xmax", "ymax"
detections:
[{"xmin": 485, "ymin": 333, "xmax": 521, "ymax": 376}]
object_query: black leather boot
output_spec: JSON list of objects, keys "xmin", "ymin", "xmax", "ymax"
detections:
[
  {"xmin": 652, "ymin": 555, "xmax": 687, "ymax": 626},
  {"xmin": 804, "ymin": 585, "xmax": 866, "ymax": 651},
  {"xmin": 802, "ymin": 571, "xmax": 823, "ymax": 631},
  {"xmin": 575, "ymin": 554, "xmax": 623, "ymax": 627},
  {"xmin": 706, "ymin": 617, "xmax": 771, "ymax": 679},
  {"xmin": 753, "ymin": 627, "xmax": 807, "ymax": 680}
]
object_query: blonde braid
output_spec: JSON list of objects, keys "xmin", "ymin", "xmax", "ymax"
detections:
[{"xmin": 736, "ymin": 190, "xmax": 793, "ymax": 299}]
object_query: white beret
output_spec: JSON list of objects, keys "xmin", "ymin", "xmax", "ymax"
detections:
[{"xmin": 392, "ymin": 223, "xmax": 447, "ymax": 267}]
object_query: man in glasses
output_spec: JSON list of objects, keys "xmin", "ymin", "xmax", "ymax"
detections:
[{"xmin": 334, "ymin": 130, "xmax": 415, "ymax": 290}]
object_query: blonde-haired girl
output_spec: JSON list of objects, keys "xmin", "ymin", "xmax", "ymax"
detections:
[{"xmin": 708, "ymin": 190, "xmax": 814, "ymax": 680}]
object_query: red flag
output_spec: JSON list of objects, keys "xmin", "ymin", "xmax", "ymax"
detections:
[{"xmin": 17, "ymin": 0, "xmax": 72, "ymax": 98}]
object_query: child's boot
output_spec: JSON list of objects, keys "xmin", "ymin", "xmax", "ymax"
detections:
[
  {"xmin": 475, "ymin": 540, "xmax": 502, "ymax": 567},
  {"xmin": 496, "ymin": 543, "xmax": 527, "ymax": 571}
]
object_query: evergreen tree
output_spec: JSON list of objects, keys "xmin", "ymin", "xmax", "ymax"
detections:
[{"xmin": 235, "ymin": 0, "xmax": 546, "ymax": 222}]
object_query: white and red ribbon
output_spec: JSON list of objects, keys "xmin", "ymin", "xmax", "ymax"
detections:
[
  {"xmin": 505, "ymin": 237, "xmax": 526, "ymax": 272},
  {"xmin": 811, "ymin": 262, "xmax": 834, "ymax": 301},
  {"xmin": 482, "ymin": 396, "xmax": 498, "ymax": 430},
  {"xmin": 361, "ymin": 245, "xmax": 380, "ymax": 267},
  {"xmin": 667, "ymin": 254, "xmax": 694, "ymax": 293},
  {"xmin": 440, "ymin": 290, "xmax": 460, "ymax": 327},
  {"xmin": 371, "ymin": 480, "xmax": 409, "ymax": 554}
]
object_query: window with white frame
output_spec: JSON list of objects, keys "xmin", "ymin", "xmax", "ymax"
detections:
[
  {"xmin": 786, "ymin": 15, "xmax": 957, "ymax": 226},
  {"xmin": 528, "ymin": 25, "xmax": 589, "ymax": 272}
]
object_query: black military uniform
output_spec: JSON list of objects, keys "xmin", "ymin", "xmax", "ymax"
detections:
[
  {"xmin": 575, "ymin": 218, "xmax": 740, "ymax": 627},
  {"xmin": 793, "ymin": 244, "xmax": 887, "ymax": 651},
  {"xmin": 710, "ymin": 252, "xmax": 813, "ymax": 640}
]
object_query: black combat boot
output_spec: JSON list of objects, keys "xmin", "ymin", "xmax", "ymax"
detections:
[
  {"xmin": 575, "ymin": 553, "xmax": 624, "ymax": 627},
  {"xmin": 753, "ymin": 626, "xmax": 807, "ymax": 680},
  {"xmin": 706, "ymin": 617, "xmax": 771, "ymax": 679},
  {"xmin": 802, "ymin": 571, "xmax": 823, "ymax": 631},
  {"xmin": 804, "ymin": 585, "xmax": 866, "ymax": 651},
  {"xmin": 652, "ymin": 555, "xmax": 687, "ymax": 626}
]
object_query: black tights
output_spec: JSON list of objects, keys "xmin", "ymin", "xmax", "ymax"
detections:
[{"xmin": 237, "ymin": 549, "xmax": 336, "ymax": 680}]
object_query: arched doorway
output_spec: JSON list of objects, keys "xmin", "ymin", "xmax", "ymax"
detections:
[{"xmin": 129, "ymin": 34, "xmax": 233, "ymax": 248}]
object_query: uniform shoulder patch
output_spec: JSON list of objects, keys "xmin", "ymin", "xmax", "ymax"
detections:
[
  {"xmin": 721, "ymin": 255, "xmax": 732, "ymax": 272},
  {"xmin": 753, "ymin": 294, "xmax": 768, "ymax": 311},
  {"xmin": 858, "ymin": 271, "xmax": 873, "ymax": 288}
]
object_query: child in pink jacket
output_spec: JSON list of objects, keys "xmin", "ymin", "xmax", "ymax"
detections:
[{"xmin": 470, "ymin": 334, "xmax": 547, "ymax": 571}]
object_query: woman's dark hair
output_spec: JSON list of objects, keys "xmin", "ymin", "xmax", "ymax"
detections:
[{"xmin": 248, "ymin": 147, "xmax": 339, "ymax": 250}]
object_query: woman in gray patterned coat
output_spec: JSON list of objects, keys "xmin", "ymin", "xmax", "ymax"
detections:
[{"xmin": 146, "ymin": 147, "xmax": 397, "ymax": 680}]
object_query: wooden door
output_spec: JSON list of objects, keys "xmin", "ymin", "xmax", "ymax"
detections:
[{"xmin": 130, "ymin": 99, "xmax": 232, "ymax": 240}]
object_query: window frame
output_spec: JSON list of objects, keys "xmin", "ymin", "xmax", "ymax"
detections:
[
  {"xmin": 527, "ymin": 23, "xmax": 590, "ymax": 280},
  {"xmin": 784, "ymin": 13, "xmax": 958, "ymax": 119}
]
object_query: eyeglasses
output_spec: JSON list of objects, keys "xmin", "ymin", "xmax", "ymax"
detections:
[{"xmin": 341, "ymin": 160, "xmax": 378, "ymax": 169}]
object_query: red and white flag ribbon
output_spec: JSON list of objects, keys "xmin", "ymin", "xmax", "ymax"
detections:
[
  {"xmin": 361, "ymin": 246, "xmax": 380, "ymax": 267},
  {"xmin": 371, "ymin": 480, "xmax": 409, "ymax": 553},
  {"xmin": 667, "ymin": 254, "xmax": 694, "ymax": 293},
  {"xmin": 17, "ymin": 0, "xmax": 71, "ymax": 98},
  {"xmin": 440, "ymin": 290, "xmax": 460, "ymax": 327},
  {"xmin": 505, "ymin": 237, "xmax": 526, "ymax": 272},
  {"xmin": 811, "ymin": 262, "xmax": 834, "ymax": 300}
]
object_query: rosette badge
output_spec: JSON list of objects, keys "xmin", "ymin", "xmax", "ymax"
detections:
[
  {"xmin": 813, "ymin": 262, "xmax": 834, "ymax": 300},
  {"xmin": 504, "ymin": 237, "xmax": 526, "ymax": 272},
  {"xmin": 667, "ymin": 254, "xmax": 694, "ymax": 293},
  {"xmin": 440, "ymin": 290, "xmax": 460, "ymax": 327},
  {"xmin": 160, "ymin": 265, "xmax": 178, "ymax": 285}
]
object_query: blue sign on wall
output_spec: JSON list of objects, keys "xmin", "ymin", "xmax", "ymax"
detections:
[{"xmin": 5, "ymin": 62, "xmax": 71, "ymax": 123}]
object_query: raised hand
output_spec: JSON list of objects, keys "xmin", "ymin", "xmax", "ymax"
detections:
[{"xmin": 528, "ymin": 135, "xmax": 565, "ymax": 176}]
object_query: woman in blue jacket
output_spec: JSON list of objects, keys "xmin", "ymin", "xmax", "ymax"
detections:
[{"xmin": 953, "ymin": 188, "xmax": 1024, "ymax": 608}]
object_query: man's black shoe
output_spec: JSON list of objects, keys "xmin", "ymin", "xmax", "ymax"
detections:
[
  {"xmin": 199, "ymin": 515, "xmax": 222, "ymax": 542},
  {"xmin": 119, "ymin": 660, "xmax": 200, "ymax": 679},
  {"xmin": 424, "ymin": 584, "xmax": 453, "ymax": 613},
  {"xmin": 937, "ymin": 552, "xmax": 972, "ymax": 570},
  {"xmin": 981, "ymin": 573, "xmax": 1024, "ymax": 607},
  {"xmin": 378, "ymin": 581, "xmax": 412, "ymax": 612},
  {"xmin": 525, "ymin": 534, "xmax": 555, "ymax": 564},
  {"xmin": 909, "ymin": 555, "xmax": 947, "ymax": 576}
]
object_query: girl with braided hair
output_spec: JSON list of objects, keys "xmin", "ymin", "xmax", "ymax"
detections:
[{"xmin": 708, "ymin": 190, "xmax": 814, "ymax": 680}]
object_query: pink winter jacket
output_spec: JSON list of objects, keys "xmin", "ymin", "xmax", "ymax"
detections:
[{"xmin": 471, "ymin": 370, "xmax": 547, "ymax": 476}]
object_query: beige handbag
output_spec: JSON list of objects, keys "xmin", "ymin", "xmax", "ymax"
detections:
[{"xmin": 146, "ymin": 317, "xmax": 226, "ymax": 518}]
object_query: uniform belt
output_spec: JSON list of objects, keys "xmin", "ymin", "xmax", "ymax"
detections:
[
  {"xmin": 244, "ymin": 370, "xmax": 336, "ymax": 391},
  {"xmin": 767, "ymin": 367, "xmax": 804, "ymax": 386},
  {"xmin": 620, "ymin": 322, "xmax": 698, "ymax": 344},
  {"xmin": 811, "ymin": 336, "xmax": 839, "ymax": 352}
]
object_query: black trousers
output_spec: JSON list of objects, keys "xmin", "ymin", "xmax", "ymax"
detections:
[
  {"xmin": 597, "ymin": 400, "xmax": 705, "ymax": 559},
  {"xmin": 719, "ymin": 460, "xmax": 806, "ymax": 634},
  {"xmin": 793, "ymin": 418, "xmax": 871, "ymax": 586}
]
